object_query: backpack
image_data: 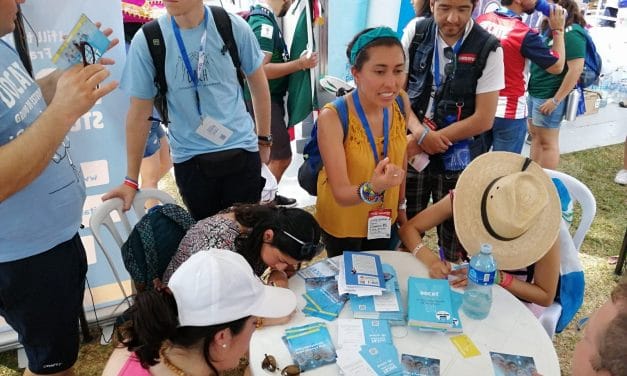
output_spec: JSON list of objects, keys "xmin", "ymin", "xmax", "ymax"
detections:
[
  {"xmin": 578, "ymin": 28, "xmax": 602, "ymax": 88},
  {"xmin": 121, "ymin": 203, "xmax": 196, "ymax": 292},
  {"xmin": 297, "ymin": 95, "xmax": 405, "ymax": 196},
  {"xmin": 142, "ymin": 6, "xmax": 246, "ymax": 126}
]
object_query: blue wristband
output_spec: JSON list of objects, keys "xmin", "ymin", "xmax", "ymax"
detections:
[{"xmin": 416, "ymin": 127, "xmax": 429, "ymax": 145}]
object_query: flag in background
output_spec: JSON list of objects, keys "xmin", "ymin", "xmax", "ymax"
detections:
[{"xmin": 287, "ymin": 0, "xmax": 316, "ymax": 126}]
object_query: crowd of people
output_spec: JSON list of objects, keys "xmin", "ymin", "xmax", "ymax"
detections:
[{"xmin": 1, "ymin": 0, "xmax": 625, "ymax": 375}]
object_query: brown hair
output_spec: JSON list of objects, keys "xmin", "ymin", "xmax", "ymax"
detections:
[{"xmin": 594, "ymin": 277, "xmax": 627, "ymax": 375}]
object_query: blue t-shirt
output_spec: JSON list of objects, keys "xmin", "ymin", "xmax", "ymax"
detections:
[
  {"xmin": 0, "ymin": 41, "xmax": 86, "ymax": 262},
  {"xmin": 121, "ymin": 7, "xmax": 265, "ymax": 163}
]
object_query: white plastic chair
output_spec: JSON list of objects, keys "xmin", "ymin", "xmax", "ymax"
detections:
[
  {"xmin": 89, "ymin": 189, "xmax": 176, "ymax": 306},
  {"xmin": 538, "ymin": 169, "xmax": 596, "ymax": 338}
]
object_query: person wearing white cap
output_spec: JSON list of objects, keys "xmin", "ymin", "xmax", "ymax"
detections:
[
  {"xmin": 103, "ymin": 249, "xmax": 297, "ymax": 376},
  {"xmin": 400, "ymin": 151, "xmax": 562, "ymax": 308}
]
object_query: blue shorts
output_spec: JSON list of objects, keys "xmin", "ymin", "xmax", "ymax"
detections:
[
  {"xmin": 527, "ymin": 96, "xmax": 565, "ymax": 129},
  {"xmin": 143, "ymin": 121, "xmax": 166, "ymax": 158},
  {"xmin": 0, "ymin": 234, "xmax": 87, "ymax": 374}
]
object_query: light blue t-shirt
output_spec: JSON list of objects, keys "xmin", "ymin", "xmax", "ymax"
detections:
[
  {"xmin": 121, "ymin": 7, "xmax": 265, "ymax": 163},
  {"xmin": 0, "ymin": 41, "xmax": 86, "ymax": 262}
]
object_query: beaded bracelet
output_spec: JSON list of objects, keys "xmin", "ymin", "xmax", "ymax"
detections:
[
  {"xmin": 358, "ymin": 182, "xmax": 383, "ymax": 204},
  {"xmin": 124, "ymin": 176, "xmax": 139, "ymax": 191},
  {"xmin": 416, "ymin": 126, "xmax": 430, "ymax": 146}
]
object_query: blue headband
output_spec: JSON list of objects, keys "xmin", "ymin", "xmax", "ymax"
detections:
[{"xmin": 349, "ymin": 27, "xmax": 400, "ymax": 66}]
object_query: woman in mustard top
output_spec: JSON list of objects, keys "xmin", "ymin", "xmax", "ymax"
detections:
[{"xmin": 316, "ymin": 27, "xmax": 410, "ymax": 257}]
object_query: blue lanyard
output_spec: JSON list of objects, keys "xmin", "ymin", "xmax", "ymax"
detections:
[
  {"xmin": 171, "ymin": 7, "xmax": 208, "ymax": 116},
  {"xmin": 352, "ymin": 90, "xmax": 389, "ymax": 165},
  {"xmin": 433, "ymin": 36, "xmax": 463, "ymax": 89}
]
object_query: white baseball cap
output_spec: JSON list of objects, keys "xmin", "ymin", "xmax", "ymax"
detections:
[{"xmin": 168, "ymin": 249, "xmax": 297, "ymax": 327}]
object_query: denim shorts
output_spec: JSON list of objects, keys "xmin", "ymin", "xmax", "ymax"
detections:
[
  {"xmin": 527, "ymin": 95, "xmax": 565, "ymax": 129},
  {"xmin": 143, "ymin": 121, "xmax": 166, "ymax": 157}
]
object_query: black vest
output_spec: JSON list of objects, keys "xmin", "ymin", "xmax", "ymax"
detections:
[{"xmin": 406, "ymin": 19, "xmax": 500, "ymax": 170}]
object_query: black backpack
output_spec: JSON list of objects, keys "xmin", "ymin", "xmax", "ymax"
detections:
[
  {"xmin": 121, "ymin": 204, "xmax": 196, "ymax": 292},
  {"xmin": 142, "ymin": 6, "xmax": 246, "ymax": 125}
]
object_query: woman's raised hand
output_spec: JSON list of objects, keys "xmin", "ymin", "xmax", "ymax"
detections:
[{"xmin": 371, "ymin": 157, "xmax": 405, "ymax": 193}]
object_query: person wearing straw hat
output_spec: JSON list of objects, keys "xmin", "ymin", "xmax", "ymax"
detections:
[
  {"xmin": 103, "ymin": 249, "xmax": 297, "ymax": 376},
  {"xmin": 400, "ymin": 151, "xmax": 562, "ymax": 308}
]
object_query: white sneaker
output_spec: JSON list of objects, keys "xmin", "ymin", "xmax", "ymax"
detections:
[{"xmin": 615, "ymin": 169, "xmax": 627, "ymax": 185}]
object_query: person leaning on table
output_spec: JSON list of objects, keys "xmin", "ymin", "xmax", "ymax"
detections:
[
  {"xmin": 161, "ymin": 203, "xmax": 323, "ymax": 289},
  {"xmin": 103, "ymin": 249, "xmax": 297, "ymax": 376},
  {"xmin": 399, "ymin": 151, "xmax": 561, "ymax": 309}
]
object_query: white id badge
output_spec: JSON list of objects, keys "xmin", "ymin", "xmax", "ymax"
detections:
[
  {"xmin": 196, "ymin": 116, "xmax": 233, "ymax": 146},
  {"xmin": 367, "ymin": 209, "xmax": 392, "ymax": 240}
]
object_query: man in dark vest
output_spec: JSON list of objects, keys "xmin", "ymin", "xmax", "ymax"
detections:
[{"xmin": 402, "ymin": 0, "xmax": 505, "ymax": 262}]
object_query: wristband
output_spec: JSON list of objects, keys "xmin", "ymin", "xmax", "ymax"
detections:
[
  {"xmin": 550, "ymin": 97, "xmax": 560, "ymax": 105},
  {"xmin": 411, "ymin": 242, "xmax": 426, "ymax": 257},
  {"xmin": 124, "ymin": 177, "xmax": 139, "ymax": 191},
  {"xmin": 398, "ymin": 198, "xmax": 407, "ymax": 211},
  {"xmin": 499, "ymin": 271, "xmax": 514, "ymax": 288},
  {"xmin": 416, "ymin": 126, "xmax": 429, "ymax": 146}
]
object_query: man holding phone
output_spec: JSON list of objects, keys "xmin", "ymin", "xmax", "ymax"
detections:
[{"xmin": 0, "ymin": 1, "xmax": 118, "ymax": 374}]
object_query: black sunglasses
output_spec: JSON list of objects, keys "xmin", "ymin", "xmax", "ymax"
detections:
[
  {"xmin": 282, "ymin": 230, "xmax": 324, "ymax": 258},
  {"xmin": 443, "ymin": 46, "xmax": 457, "ymax": 78},
  {"xmin": 262, "ymin": 354, "xmax": 301, "ymax": 376},
  {"xmin": 73, "ymin": 41, "xmax": 96, "ymax": 67}
]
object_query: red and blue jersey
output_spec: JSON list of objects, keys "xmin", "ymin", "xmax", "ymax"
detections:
[{"xmin": 477, "ymin": 11, "xmax": 559, "ymax": 119}]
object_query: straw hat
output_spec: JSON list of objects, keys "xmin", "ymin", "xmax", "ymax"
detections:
[{"xmin": 453, "ymin": 152, "xmax": 561, "ymax": 270}]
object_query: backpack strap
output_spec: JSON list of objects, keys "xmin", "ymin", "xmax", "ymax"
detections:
[
  {"xmin": 408, "ymin": 18, "xmax": 434, "ymax": 73},
  {"xmin": 142, "ymin": 20, "xmax": 169, "ymax": 125},
  {"xmin": 474, "ymin": 33, "xmax": 500, "ymax": 80},
  {"xmin": 395, "ymin": 95, "xmax": 405, "ymax": 117},
  {"xmin": 331, "ymin": 96, "xmax": 349, "ymax": 140},
  {"xmin": 210, "ymin": 6, "xmax": 246, "ymax": 91}
]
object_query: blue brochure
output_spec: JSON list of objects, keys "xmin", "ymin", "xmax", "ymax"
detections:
[
  {"xmin": 359, "ymin": 343, "xmax": 403, "ymax": 376},
  {"xmin": 407, "ymin": 277, "xmax": 455, "ymax": 332},
  {"xmin": 401, "ymin": 354, "xmax": 440, "ymax": 376},
  {"xmin": 284, "ymin": 323, "xmax": 337, "ymax": 371},
  {"xmin": 343, "ymin": 251, "xmax": 385, "ymax": 289},
  {"xmin": 52, "ymin": 14, "xmax": 111, "ymax": 69}
]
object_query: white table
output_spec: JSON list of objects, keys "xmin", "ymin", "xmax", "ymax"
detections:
[{"xmin": 250, "ymin": 251, "xmax": 560, "ymax": 375}]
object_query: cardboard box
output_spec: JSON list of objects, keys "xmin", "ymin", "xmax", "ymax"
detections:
[{"xmin": 583, "ymin": 90, "xmax": 602, "ymax": 116}]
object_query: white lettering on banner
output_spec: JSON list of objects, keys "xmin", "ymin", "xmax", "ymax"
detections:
[
  {"xmin": 81, "ymin": 159, "xmax": 110, "ymax": 188},
  {"xmin": 29, "ymin": 47, "xmax": 53, "ymax": 61},
  {"xmin": 81, "ymin": 235, "xmax": 97, "ymax": 265},
  {"xmin": 82, "ymin": 193, "xmax": 120, "ymax": 228},
  {"xmin": 26, "ymin": 29, "xmax": 64, "ymax": 45},
  {"xmin": 71, "ymin": 111, "xmax": 105, "ymax": 131}
]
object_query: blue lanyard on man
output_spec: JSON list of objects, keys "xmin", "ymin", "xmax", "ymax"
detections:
[
  {"xmin": 352, "ymin": 90, "xmax": 389, "ymax": 165},
  {"xmin": 433, "ymin": 35, "xmax": 463, "ymax": 89},
  {"xmin": 171, "ymin": 6, "xmax": 208, "ymax": 117}
]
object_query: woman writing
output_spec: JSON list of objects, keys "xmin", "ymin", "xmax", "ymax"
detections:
[
  {"xmin": 316, "ymin": 27, "xmax": 409, "ymax": 257},
  {"xmin": 103, "ymin": 249, "xmax": 297, "ymax": 375},
  {"xmin": 400, "ymin": 152, "xmax": 562, "ymax": 309},
  {"xmin": 162, "ymin": 204, "xmax": 323, "ymax": 288}
]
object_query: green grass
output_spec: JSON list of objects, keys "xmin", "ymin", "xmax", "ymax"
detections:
[{"xmin": 0, "ymin": 144, "xmax": 624, "ymax": 376}]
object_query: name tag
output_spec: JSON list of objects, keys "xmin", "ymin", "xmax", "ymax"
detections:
[
  {"xmin": 196, "ymin": 116, "xmax": 233, "ymax": 146},
  {"xmin": 367, "ymin": 209, "xmax": 392, "ymax": 240}
]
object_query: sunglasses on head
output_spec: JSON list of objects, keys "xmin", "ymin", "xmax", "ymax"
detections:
[
  {"xmin": 443, "ymin": 46, "xmax": 457, "ymax": 77},
  {"xmin": 262, "ymin": 354, "xmax": 301, "ymax": 376},
  {"xmin": 281, "ymin": 230, "xmax": 324, "ymax": 257}
]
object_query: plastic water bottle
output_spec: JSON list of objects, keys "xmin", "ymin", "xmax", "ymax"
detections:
[
  {"xmin": 462, "ymin": 244, "xmax": 497, "ymax": 320},
  {"xmin": 535, "ymin": 0, "xmax": 553, "ymax": 17}
]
